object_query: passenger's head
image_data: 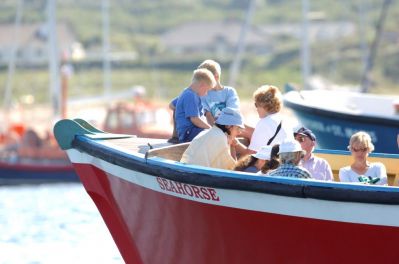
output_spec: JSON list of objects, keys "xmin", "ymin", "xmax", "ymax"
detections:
[
  {"xmin": 294, "ymin": 127, "xmax": 316, "ymax": 154},
  {"xmin": 253, "ymin": 85, "xmax": 282, "ymax": 117},
  {"xmin": 253, "ymin": 145, "xmax": 272, "ymax": 160},
  {"xmin": 260, "ymin": 144, "xmax": 280, "ymax": 174},
  {"xmin": 252, "ymin": 145, "xmax": 273, "ymax": 170},
  {"xmin": 278, "ymin": 140, "xmax": 305, "ymax": 165},
  {"xmin": 191, "ymin": 68, "xmax": 216, "ymax": 96},
  {"xmin": 348, "ymin": 131, "xmax": 374, "ymax": 157},
  {"xmin": 197, "ymin": 59, "xmax": 221, "ymax": 82},
  {"xmin": 215, "ymin": 107, "xmax": 244, "ymax": 138}
]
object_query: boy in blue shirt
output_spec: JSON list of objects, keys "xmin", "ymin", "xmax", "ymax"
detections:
[
  {"xmin": 175, "ymin": 68, "xmax": 216, "ymax": 142},
  {"xmin": 198, "ymin": 59, "xmax": 240, "ymax": 126}
]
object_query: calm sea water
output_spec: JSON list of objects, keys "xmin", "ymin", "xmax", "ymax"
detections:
[{"xmin": 0, "ymin": 183, "xmax": 123, "ymax": 264}]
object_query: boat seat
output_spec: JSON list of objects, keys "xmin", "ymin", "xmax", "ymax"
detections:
[
  {"xmin": 146, "ymin": 136, "xmax": 249, "ymax": 162},
  {"xmin": 146, "ymin": 142, "xmax": 190, "ymax": 161}
]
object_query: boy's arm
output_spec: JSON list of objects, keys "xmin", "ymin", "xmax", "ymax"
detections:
[
  {"xmin": 169, "ymin": 97, "xmax": 178, "ymax": 110},
  {"xmin": 205, "ymin": 111, "xmax": 215, "ymax": 126},
  {"xmin": 190, "ymin": 116, "xmax": 211, "ymax": 129}
]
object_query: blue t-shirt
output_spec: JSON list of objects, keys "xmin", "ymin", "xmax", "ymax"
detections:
[
  {"xmin": 170, "ymin": 97, "xmax": 178, "ymax": 108},
  {"xmin": 201, "ymin": 86, "xmax": 239, "ymax": 119},
  {"xmin": 175, "ymin": 88, "xmax": 204, "ymax": 141}
]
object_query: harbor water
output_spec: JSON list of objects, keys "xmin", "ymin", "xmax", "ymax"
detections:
[{"xmin": 0, "ymin": 183, "xmax": 123, "ymax": 264}]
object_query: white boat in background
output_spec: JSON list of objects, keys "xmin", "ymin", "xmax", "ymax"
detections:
[{"xmin": 284, "ymin": 89, "xmax": 399, "ymax": 153}]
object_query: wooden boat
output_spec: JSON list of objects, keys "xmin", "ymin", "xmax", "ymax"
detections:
[
  {"xmin": 54, "ymin": 118, "xmax": 399, "ymax": 264},
  {"xmin": 284, "ymin": 89, "xmax": 399, "ymax": 153}
]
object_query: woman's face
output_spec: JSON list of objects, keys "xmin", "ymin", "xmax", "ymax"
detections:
[
  {"xmin": 350, "ymin": 142, "xmax": 369, "ymax": 161},
  {"xmin": 254, "ymin": 102, "xmax": 267, "ymax": 118},
  {"xmin": 228, "ymin": 126, "xmax": 242, "ymax": 139},
  {"xmin": 255, "ymin": 159, "xmax": 266, "ymax": 170}
]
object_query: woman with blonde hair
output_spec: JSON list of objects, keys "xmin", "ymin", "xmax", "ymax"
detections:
[{"xmin": 339, "ymin": 131, "xmax": 387, "ymax": 185}]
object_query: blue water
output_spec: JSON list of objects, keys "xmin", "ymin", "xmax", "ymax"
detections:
[{"xmin": 0, "ymin": 183, "xmax": 123, "ymax": 263}]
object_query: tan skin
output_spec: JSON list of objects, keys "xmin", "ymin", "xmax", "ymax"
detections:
[
  {"xmin": 226, "ymin": 125, "xmax": 242, "ymax": 160},
  {"xmin": 255, "ymin": 159, "xmax": 266, "ymax": 170},
  {"xmin": 349, "ymin": 142, "xmax": 370, "ymax": 175},
  {"xmin": 235, "ymin": 103, "xmax": 277, "ymax": 156},
  {"xmin": 294, "ymin": 134, "xmax": 315, "ymax": 161}
]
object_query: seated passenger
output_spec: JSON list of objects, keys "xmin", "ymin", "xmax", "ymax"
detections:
[
  {"xmin": 258, "ymin": 144, "xmax": 280, "ymax": 175},
  {"xmin": 339, "ymin": 131, "xmax": 387, "ymax": 185},
  {"xmin": 267, "ymin": 140, "xmax": 311, "ymax": 179},
  {"xmin": 198, "ymin": 59, "xmax": 240, "ymax": 126},
  {"xmin": 294, "ymin": 127, "xmax": 333, "ymax": 181},
  {"xmin": 175, "ymin": 68, "xmax": 216, "ymax": 143},
  {"xmin": 234, "ymin": 145, "xmax": 272, "ymax": 173},
  {"xmin": 235, "ymin": 85, "xmax": 294, "ymax": 156},
  {"xmin": 180, "ymin": 107, "xmax": 244, "ymax": 170}
]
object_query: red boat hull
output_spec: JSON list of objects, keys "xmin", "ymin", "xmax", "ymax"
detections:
[{"xmin": 74, "ymin": 163, "xmax": 399, "ymax": 264}]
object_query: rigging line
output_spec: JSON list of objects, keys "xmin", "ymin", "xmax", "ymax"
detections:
[{"xmin": 3, "ymin": 0, "xmax": 24, "ymax": 111}]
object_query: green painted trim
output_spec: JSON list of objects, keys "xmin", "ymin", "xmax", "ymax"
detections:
[
  {"xmin": 53, "ymin": 119, "xmax": 135, "ymax": 150},
  {"xmin": 73, "ymin": 118, "xmax": 105, "ymax": 133},
  {"xmin": 53, "ymin": 119, "xmax": 94, "ymax": 150}
]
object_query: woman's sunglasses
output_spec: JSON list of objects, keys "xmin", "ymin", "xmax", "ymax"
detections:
[
  {"xmin": 295, "ymin": 136, "xmax": 306, "ymax": 143},
  {"xmin": 351, "ymin": 147, "xmax": 368, "ymax": 153}
]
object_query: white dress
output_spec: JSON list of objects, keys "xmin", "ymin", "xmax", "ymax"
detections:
[
  {"xmin": 339, "ymin": 162, "xmax": 387, "ymax": 185},
  {"xmin": 248, "ymin": 112, "xmax": 294, "ymax": 152}
]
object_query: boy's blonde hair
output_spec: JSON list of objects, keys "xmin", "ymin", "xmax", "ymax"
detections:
[
  {"xmin": 253, "ymin": 85, "xmax": 282, "ymax": 113},
  {"xmin": 192, "ymin": 68, "xmax": 216, "ymax": 88},
  {"xmin": 348, "ymin": 131, "xmax": 375, "ymax": 152},
  {"xmin": 197, "ymin": 59, "xmax": 221, "ymax": 79}
]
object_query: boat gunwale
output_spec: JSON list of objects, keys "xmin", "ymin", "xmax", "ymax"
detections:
[{"xmin": 71, "ymin": 135, "xmax": 399, "ymax": 205}]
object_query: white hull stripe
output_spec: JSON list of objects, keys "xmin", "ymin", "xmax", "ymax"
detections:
[{"xmin": 68, "ymin": 149, "xmax": 399, "ymax": 227}]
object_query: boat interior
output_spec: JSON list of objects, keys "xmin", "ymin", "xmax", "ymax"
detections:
[{"xmin": 146, "ymin": 139, "xmax": 399, "ymax": 186}]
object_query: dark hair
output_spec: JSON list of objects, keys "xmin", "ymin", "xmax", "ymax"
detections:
[
  {"xmin": 260, "ymin": 144, "xmax": 280, "ymax": 174},
  {"xmin": 215, "ymin": 123, "xmax": 230, "ymax": 135},
  {"xmin": 233, "ymin": 154, "xmax": 257, "ymax": 171}
]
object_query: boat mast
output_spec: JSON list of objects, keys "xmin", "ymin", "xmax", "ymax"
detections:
[
  {"xmin": 360, "ymin": 0, "xmax": 392, "ymax": 93},
  {"xmin": 228, "ymin": 0, "xmax": 257, "ymax": 87},
  {"xmin": 3, "ymin": 0, "xmax": 23, "ymax": 112},
  {"xmin": 301, "ymin": 0, "xmax": 311, "ymax": 90},
  {"xmin": 47, "ymin": 0, "xmax": 61, "ymax": 119},
  {"xmin": 358, "ymin": 0, "xmax": 369, "ymax": 79},
  {"xmin": 102, "ymin": 0, "xmax": 112, "ymax": 96}
]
